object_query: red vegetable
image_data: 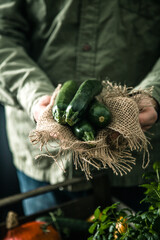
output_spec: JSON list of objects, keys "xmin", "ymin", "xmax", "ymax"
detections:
[{"xmin": 3, "ymin": 211, "xmax": 61, "ymax": 240}]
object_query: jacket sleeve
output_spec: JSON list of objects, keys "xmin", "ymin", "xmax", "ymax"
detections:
[
  {"xmin": 0, "ymin": 0, "xmax": 54, "ymax": 120},
  {"xmin": 134, "ymin": 58, "xmax": 160, "ymax": 107}
]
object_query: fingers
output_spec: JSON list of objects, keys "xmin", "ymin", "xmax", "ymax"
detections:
[
  {"xmin": 139, "ymin": 106, "xmax": 158, "ymax": 132},
  {"xmin": 137, "ymin": 95, "xmax": 158, "ymax": 132}
]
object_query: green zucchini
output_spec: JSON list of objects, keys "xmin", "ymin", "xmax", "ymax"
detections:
[
  {"xmin": 65, "ymin": 79, "xmax": 102, "ymax": 126},
  {"xmin": 37, "ymin": 216, "xmax": 91, "ymax": 237},
  {"xmin": 88, "ymin": 100, "xmax": 111, "ymax": 129},
  {"xmin": 72, "ymin": 119, "xmax": 96, "ymax": 141},
  {"xmin": 52, "ymin": 80, "xmax": 78, "ymax": 124}
]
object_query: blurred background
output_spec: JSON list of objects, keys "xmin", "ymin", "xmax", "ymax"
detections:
[{"xmin": 0, "ymin": 104, "xmax": 23, "ymax": 220}]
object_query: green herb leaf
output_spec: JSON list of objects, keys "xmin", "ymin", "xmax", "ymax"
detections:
[
  {"xmin": 94, "ymin": 207, "xmax": 101, "ymax": 219},
  {"xmin": 89, "ymin": 222, "xmax": 98, "ymax": 234}
]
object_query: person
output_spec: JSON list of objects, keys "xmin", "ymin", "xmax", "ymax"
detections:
[{"xmin": 0, "ymin": 0, "xmax": 160, "ymax": 215}]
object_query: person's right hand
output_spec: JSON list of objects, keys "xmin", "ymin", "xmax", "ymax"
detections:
[
  {"xmin": 33, "ymin": 95, "xmax": 52, "ymax": 122},
  {"xmin": 138, "ymin": 96, "xmax": 158, "ymax": 132}
]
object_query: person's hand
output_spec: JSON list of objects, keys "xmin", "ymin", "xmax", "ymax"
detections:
[
  {"xmin": 33, "ymin": 95, "xmax": 52, "ymax": 122},
  {"xmin": 138, "ymin": 96, "xmax": 158, "ymax": 131}
]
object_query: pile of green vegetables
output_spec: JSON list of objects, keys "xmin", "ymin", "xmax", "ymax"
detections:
[
  {"xmin": 52, "ymin": 79, "xmax": 111, "ymax": 141},
  {"xmin": 88, "ymin": 162, "xmax": 160, "ymax": 240}
]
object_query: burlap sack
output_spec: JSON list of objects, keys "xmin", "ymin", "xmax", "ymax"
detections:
[{"xmin": 29, "ymin": 81, "xmax": 152, "ymax": 179}]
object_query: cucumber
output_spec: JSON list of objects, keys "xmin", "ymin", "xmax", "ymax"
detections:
[
  {"xmin": 37, "ymin": 216, "xmax": 91, "ymax": 237},
  {"xmin": 88, "ymin": 100, "xmax": 111, "ymax": 129},
  {"xmin": 72, "ymin": 119, "xmax": 96, "ymax": 141},
  {"xmin": 52, "ymin": 80, "xmax": 78, "ymax": 124},
  {"xmin": 65, "ymin": 79, "xmax": 102, "ymax": 126}
]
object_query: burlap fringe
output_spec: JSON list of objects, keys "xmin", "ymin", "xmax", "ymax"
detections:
[{"xmin": 29, "ymin": 81, "xmax": 152, "ymax": 179}]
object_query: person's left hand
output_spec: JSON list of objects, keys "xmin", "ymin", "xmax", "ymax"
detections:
[
  {"xmin": 138, "ymin": 96, "xmax": 158, "ymax": 131},
  {"xmin": 33, "ymin": 95, "xmax": 52, "ymax": 122}
]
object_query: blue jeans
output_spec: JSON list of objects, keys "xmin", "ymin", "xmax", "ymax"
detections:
[{"xmin": 17, "ymin": 170, "xmax": 90, "ymax": 216}]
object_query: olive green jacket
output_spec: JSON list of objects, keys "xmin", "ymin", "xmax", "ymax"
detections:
[{"xmin": 0, "ymin": 0, "xmax": 160, "ymax": 187}]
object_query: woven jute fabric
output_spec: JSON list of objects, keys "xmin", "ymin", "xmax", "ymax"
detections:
[{"xmin": 29, "ymin": 81, "xmax": 152, "ymax": 179}]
